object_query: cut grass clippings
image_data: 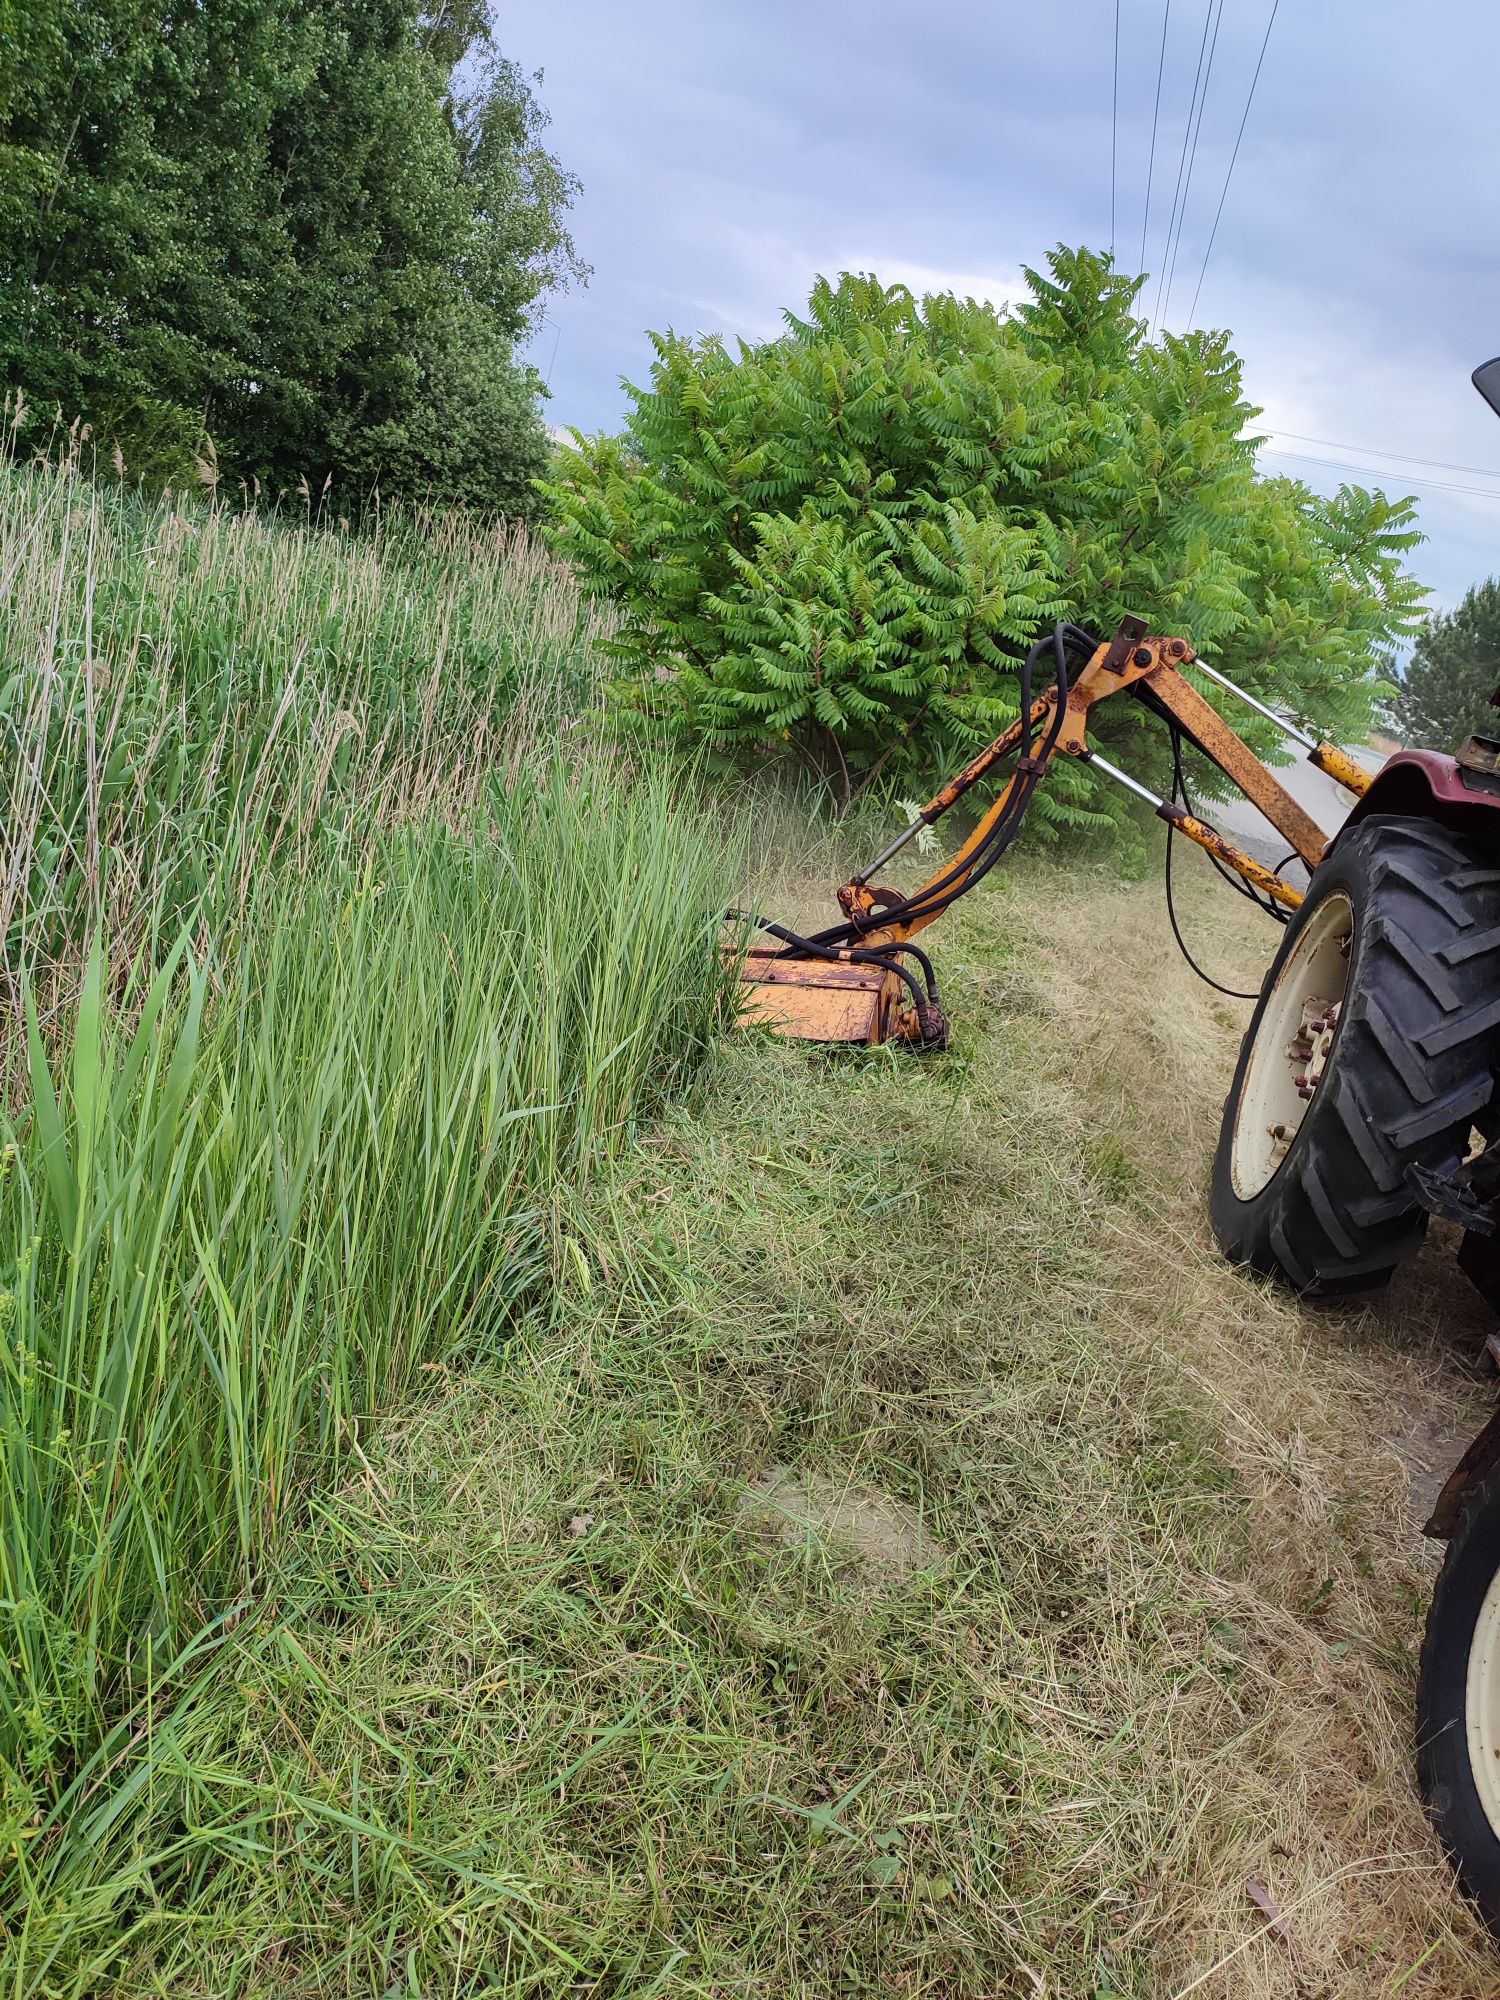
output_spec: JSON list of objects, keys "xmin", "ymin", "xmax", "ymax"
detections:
[{"xmin": 22, "ymin": 859, "xmax": 1499, "ymax": 1998}]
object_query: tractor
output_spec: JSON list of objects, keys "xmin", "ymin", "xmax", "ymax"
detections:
[{"xmin": 734, "ymin": 354, "xmax": 1500, "ymax": 1936}]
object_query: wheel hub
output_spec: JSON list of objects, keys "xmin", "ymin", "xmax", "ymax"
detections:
[{"xmin": 1230, "ymin": 892, "xmax": 1354, "ymax": 1200}]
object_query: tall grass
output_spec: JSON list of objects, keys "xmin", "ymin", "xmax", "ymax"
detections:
[
  {"xmin": 0, "ymin": 448, "xmax": 608, "ymax": 1023},
  {"xmin": 0, "ymin": 459, "xmax": 734, "ymax": 1909}
]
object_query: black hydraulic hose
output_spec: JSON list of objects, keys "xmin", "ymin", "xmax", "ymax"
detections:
[
  {"xmin": 1162, "ymin": 811, "xmax": 1263, "ymax": 1001},
  {"xmin": 881, "ymin": 936, "xmax": 937, "ymax": 995},
  {"xmin": 1167, "ymin": 723, "xmax": 1289, "ymax": 926},
  {"xmin": 880, "ymin": 620, "xmax": 1086, "ymax": 927},
  {"xmin": 838, "ymin": 623, "xmax": 1084, "ymax": 935},
  {"xmin": 729, "ymin": 622, "xmax": 1095, "ymax": 1001},
  {"xmin": 1160, "ymin": 717, "xmax": 1277, "ymax": 999}
]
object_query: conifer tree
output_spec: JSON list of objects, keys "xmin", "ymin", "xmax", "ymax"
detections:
[{"xmin": 1396, "ymin": 581, "xmax": 1500, "ymax": 750}]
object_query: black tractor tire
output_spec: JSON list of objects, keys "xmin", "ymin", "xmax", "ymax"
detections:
[
  {"xmin": 1210, "ymin": 814, "xmax": 1500, "ymax": 1297},
  {"xmin": 1418, "ymin": 1471, "xmax": 1500, "ymax": 1938}
]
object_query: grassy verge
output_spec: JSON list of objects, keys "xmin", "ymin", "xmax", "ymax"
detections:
[
  {"xmin": 0, "ymin": 452, "xmax": 602, "ymax": 1013},
  {"xmin": 0, "ymin": 463, "xmax": 739, "ymax": 1966},
  {"xmin": 3, "ymin": 766, "xmax": 729, "ymax": 1795},
  {"xmin": 26, "ymin": 856, "xmax": 1496, "ymax": 1997}
]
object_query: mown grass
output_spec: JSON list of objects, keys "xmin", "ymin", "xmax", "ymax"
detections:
[{"xmin": 19, "ymin": 852, "xmax": 1497, "ymax": 1996}]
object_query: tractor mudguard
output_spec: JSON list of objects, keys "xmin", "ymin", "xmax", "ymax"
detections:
[
  {"xmin": 1344, "ymin": 746, "xmax": 1500, "ymax": 848},
  {"xmin": 1427, "ymin": 1402, "xmax": 1500, "ymax": 1539}
]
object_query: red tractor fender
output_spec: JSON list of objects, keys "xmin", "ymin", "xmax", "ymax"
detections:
[{"xmin": 1342, "ymin": 746, "xmax": 1500, "ymax": 849}]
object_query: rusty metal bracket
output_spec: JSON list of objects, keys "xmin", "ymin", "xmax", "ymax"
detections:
[
  {"xmin": 1100, "ymin": 614, "xmax": 1149, "ymax": 674},
  {"xmin": 1139, "ymin": 666, "xmax": 1328, "ymax": 867}
]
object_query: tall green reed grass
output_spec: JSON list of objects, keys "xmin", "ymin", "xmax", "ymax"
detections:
[
  {"xmin": 0, "ymin": 457, "xmax": 735, "ymax": 1907},
  {"xmin": 0, "ymin": 449, "xmax": 609, "ymax": 1020},
  {"xmin": 3, "ymin": 768, "xmax": 727, "ymax": 1792}
]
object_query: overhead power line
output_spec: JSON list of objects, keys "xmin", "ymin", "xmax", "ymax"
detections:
[
  {"xmin": 1258, "ymin": 445, "xmax": 1500, "ymax": 503},
  {"xmin": 1152, "ymin": 0, "xmax": 1221, "ymax": 331},
  {"xmin": 1187, "ymin": 0, "xmax": 1281, "ymax": 325},
  {"xmin": 1158, "ymin": 0, "xmax": 1226, "ymax": 330},
  {"xmin": 1139, "ymin": 0, "xmax": 1174, "ymax": 274},
  {"xmin": 1263, "ymin": 430, "xmax": 1500, "ymax": 481},
  {"xmin": 1111, "ymin": 0, "xmax": 1121, "ymax": 256}
]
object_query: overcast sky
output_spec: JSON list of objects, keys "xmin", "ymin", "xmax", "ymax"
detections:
[{"xmin": 506, "ymin": 1, "xmax": 1500, "ymax": 613}]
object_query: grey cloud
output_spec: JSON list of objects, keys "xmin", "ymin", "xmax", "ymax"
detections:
[{"xmin": 511, "ymin": 0, "xmax": 1500, "ymax": 606}]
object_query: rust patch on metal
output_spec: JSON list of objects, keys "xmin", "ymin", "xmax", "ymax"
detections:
[
  {"xmin": 1310, "ymin": 742, "xmax": 1375, "ymax": 797},
  {"xmin": 1159, "ymin": 801, "xmax": 1306, "ymax": 909},
  {"xmin": 736, "ymin": 949, "xmax": 890, "ymax": 1042}
]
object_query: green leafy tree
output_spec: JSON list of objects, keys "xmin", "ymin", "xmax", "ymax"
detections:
[
  {"xmin": 1396, "ymin": 581, "xmax": 1500, "ymax": 749},
  {"xmin": 545, "ymin": 248, "xmax": 1424, "ymax": 825},
  {"xmin": 0, "ymin": 0, "xmax": 583, "ymax": 511}
]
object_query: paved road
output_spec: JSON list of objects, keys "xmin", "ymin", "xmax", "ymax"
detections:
[{"xmin": 1210, "ymin": 742, "xmax": 1386, "ymax": 873}]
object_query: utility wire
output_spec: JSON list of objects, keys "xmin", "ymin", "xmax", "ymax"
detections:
[
  {"xmin": 1264, "ymin": 446, "xmax": 1500, "ymax": 500},
  {"xmin": 1139, "ymin": 0, "xmax": 1174, "ymax": 275},
  {"xmin": 1187, "ymin": 0, "xmax": 1281, "ymax": 326},
  {"xmin": 1111, "ymin": 0, "xmax": 1121, "ymax": 256},
  {"xmin": 1159, "ymin": 0, "xmax": 1226, "ymax": 330},
  {"xmin": 1262, "ymin": 430, "xmax": 1500, "ymax": 481},
  {"xmin": 1152, "ymin": 0, "xmax": 1221, "ymax": 332},
  {"xmin": 1257, "ymin": 446, "xmax": 1500, "ymax": 503}
]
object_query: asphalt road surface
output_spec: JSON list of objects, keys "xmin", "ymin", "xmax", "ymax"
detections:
[{"xmin": 1210, "ymin": 742, "xmax": 1387, "ymax": 874}]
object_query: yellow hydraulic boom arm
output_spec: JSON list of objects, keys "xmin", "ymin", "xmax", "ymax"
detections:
[{"xmin": 737, "ymin": 618, "xmax": 1372, "ymax": 1048}]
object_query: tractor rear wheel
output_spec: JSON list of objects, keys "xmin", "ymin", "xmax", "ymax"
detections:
[
  {"xmin": 1210, "ymin": 814, "xmax": 1500, "ymax": 1297},
  {"xmin": 1418, "ymin": 1471, "xmax": 1500, "ymax": 1938}
]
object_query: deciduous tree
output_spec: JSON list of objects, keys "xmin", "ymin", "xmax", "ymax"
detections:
[
  {"xmin": 545, "ymin": 249, "xmax": 1424, "ymax": 825},
  {"xmin": 0, "ymin": 0, "xmax": 583, "ymax": 512}
]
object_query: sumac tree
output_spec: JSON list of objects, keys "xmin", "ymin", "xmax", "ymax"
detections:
[{"xmin": 545, "ymin": 249, "xmax": 1424, "ymax": 828}]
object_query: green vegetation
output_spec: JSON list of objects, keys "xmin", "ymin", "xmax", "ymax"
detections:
[
  {"xmin": 1396, "ymin": 577, "xmax": 1500, "ymax": 750},
  {"xmin": 0, "ymin": 458, "xmax": 733, "ymax": 1969},
  {"xmin": 12, "ymin": 863, "xmax": 1491, "ymax": 1994},
  {"xmin": 1, "ymin": 0, "xmax": 583, "ymax": 506},
  {"xmin": 547, "ymin": 248, "xmax": 1423, "ymax": 820},
  {"xmin": 0, "ymin": 442, "xmax": 598, "ymax": 982},
  {"xmin": 0, "ymin": 235, "xmax": 1478, "ymax": 1992}
]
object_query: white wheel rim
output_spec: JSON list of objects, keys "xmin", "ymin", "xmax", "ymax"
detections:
[
  {"xmin": 1229, "ymin": 891, "xmax": 1354, "ymax": 1200},
  {"xmin": 1468, "ymin": 1566, "xmax": 1500, "ymax": 1841}
]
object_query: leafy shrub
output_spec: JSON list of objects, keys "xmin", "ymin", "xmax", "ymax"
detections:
[{"xmin": 545, "ymin": 248, "xmax": 1424, "ymax": 826}]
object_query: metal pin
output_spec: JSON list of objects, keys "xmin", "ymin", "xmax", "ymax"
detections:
[
  {"xmin": 1084, "ymin": 750, "xmax": 1167, "ymax": 808},
  {"xmin": 852, "ymin": 817, "xmax": 926, "ymax": 886}
]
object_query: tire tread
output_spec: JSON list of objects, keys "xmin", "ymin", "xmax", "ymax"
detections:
[{"xmin": 1211, "ymin": 816, "xmax": 1500, "ymax": 1296}]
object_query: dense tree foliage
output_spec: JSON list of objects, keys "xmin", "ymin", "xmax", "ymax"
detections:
[
  {"xmin": 546, "ymin": 249, "xmax": 1424, "ymax": 824},
  {"xmin": 1, "ymin": 0, "xmax": 584, "ymax": 511},
  {"xmin": 1396, "ymin": 580, "xmax": 1500, "ymax": 750}
]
